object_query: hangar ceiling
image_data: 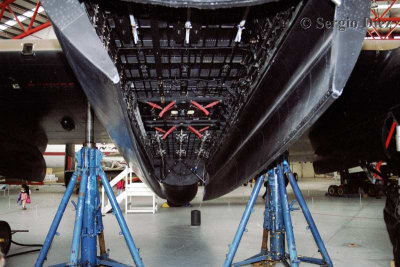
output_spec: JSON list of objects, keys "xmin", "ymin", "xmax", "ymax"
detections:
[
  {"xmin": 1, "ymin": 1, "xmax": 400, "ymax": 40},
  {"xmin": 0, "ymin": 0, "xmax": 50, "ymax": 39},
  {"xmin": 368, "ymin": 0, "xmax": 400, "ymax": 39}
]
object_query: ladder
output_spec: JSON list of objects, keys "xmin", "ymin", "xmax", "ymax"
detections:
[
  {"xmin": 101, "ymin": 166, "xmax": 158, "ymax": 214},
  {"xmin": 101, "ymin": 166, "xmax": 131, "ymax": 214},
  {"xmin": 125, "ymin": 182, "xmax": 158, "ymax": 214}
]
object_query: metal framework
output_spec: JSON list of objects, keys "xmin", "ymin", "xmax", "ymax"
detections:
[
  {"xmin": 0, "ymin": 0, "xmax": 50, "ymax": 39},
  {"xmin": 368, "ymin": 0, "xmax": 400, "ymax": 40},
  {"xmin": 2, "ymin": 1, "xmax": 397, "ymax": 40},
  {"xmin": 35, "ymin": 146, "xmax": 144, "ymax": 267},
  {"xmin": 83, "ymin": 0, "xmax": 301, "ymax": 183},
  {"xmin": 223, "ymin": 158, "xmax": 332, "ymax": 267},
  {"xmin": 36, "ymin": 105, "xmax": 143, "ymax": 267}
]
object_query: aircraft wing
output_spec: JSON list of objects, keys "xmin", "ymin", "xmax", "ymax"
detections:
[{"xmin": 0, "ymin": 39, "xmax": 110, "ymax": 181}]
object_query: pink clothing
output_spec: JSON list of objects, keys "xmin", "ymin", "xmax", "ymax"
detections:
[
  {"xmin": 20, "ymin": 192, "xmax": 28, "ymax": 201},
  {"xmin": 116, "ymin": 180, "xmax": 125, "ymax": 190}
]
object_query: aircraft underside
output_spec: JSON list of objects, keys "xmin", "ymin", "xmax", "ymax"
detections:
[
  {"xmin": 3, "ymin": 0, "xmax": 400, "ymax": 264},
  {"xmin": 0, "ymin": 0, "xmax": 370, "ymax": 204},
  {"xmin": 33, "ymin": 0, "xmax": 369, "ymax": 204}
]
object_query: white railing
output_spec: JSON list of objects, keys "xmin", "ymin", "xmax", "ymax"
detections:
[
  {"xmin": 101, "ymin": 166, "xmax": 157, "ymax": 214},
  {"xmin": 101, "ymin": 166, "xmax": 134, "ymax": 214},
  {"xmin": 125, "ymin": 183, "xmax": 158, "ymax": 214}
]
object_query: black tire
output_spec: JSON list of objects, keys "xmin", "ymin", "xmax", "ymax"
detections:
[
  {"xmin": 337, "ymin": 186, "xmax": 344, "ymax": 197},
  {"xmin": 333, "ymin": 185, "xmax": 339, "ymax": 196},
  {"xmin": 0, "ymin": 221, "xmax": 12, "ymax": 255},
  {"xmin": 328, "ymin": 185, "xmax": 337, "ymax": 196}
]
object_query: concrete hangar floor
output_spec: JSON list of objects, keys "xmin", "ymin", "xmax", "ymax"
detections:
[{"xmin": 0, "ymin": 178, "xmax": 392, "ymax": 267}]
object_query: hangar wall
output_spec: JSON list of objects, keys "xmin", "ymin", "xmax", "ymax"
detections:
[{"xmin": 290, "ymin": 162, "xmax": 335, "ymax": 179}]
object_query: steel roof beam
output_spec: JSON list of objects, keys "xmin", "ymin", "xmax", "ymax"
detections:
[{"xmin": 10, "ymin": 2, "xmax": 48, "ymax": 21}]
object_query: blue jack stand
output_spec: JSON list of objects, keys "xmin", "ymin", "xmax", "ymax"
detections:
[
  {"xmin": 34, "ymin": 105, "xmax": 144, "ymax": 267},
  {"xmin": 223, "ymin": 158, "xmax": 333, "ymax": 267}
]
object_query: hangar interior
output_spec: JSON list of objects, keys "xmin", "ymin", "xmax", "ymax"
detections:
[{"xmin": 0, "ymin": 0, "xmax": 399, "ymax": 267}]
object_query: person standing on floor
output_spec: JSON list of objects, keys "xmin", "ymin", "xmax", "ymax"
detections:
[
  {"xmin": 22, "ymin": 183, "xmax": 30, "ymax": 196},
  {"xmin": 23, "ymin": 183, "xmax": 31, "ymax": 205},
  {"xmin": 19, "ymin": 185, "xmax": 29, "ymax": 210},
  {"xmin": 0, "ymin": 251, "xmax": 5, "ymax": 267}
]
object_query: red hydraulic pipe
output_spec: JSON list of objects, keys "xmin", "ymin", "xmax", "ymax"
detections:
[
  {"xmin": 188, "ymin": 126, "xmax": 203, "ymax": 139},
  {"xmin": 191, "ymin": 101, "xmax": 220, "ymax": 116},
  {"xmin": 204, "ymin": 101, "xmax": 220, "ymax": 109},
  {"xmin": 191, "ymin": 101, "xmax": 210, "ymax": 116},
  {"xmin": 13, "ymin": 21, "xmax": 51, "ymax": 39},
  {"xmin": 159, "ymin": 101, "xmax": 176, "ymax": 118},
  {"xmin": 375, "ymin": 162, "xmax": 383, "ymax": 179},
  {"xmin": 162, "ymin": 126, "xmax": 176, "ymax": 139},
  {"xmin": 199, "ymin": 126, "xmax": 210, "ymax": 133},
  {"xmin": 155, "ymin": 127, "xmax": 166, "ymax": 133},
  {"xmin": 385, "ymin": 121, "xmax": 397, "ymax": 148},
  {"xmin": 147, "ymin": 102, "xmax": 162, "ymax": 110},
  {"xmin": 375, "ymin": 121, "xmax": 398, "ymax": 179}
]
